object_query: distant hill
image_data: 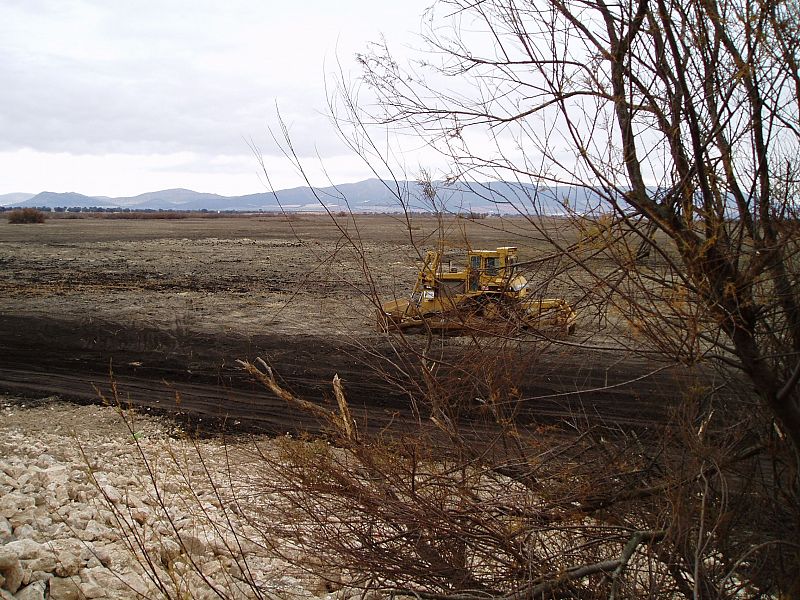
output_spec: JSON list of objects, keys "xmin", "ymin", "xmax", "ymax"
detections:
[
  {"xmin": 2, "ymin": 179, "xmax": 603, "ymax": 214},
  {"xmin": 117, "ymin": 188, "xmax": 228, "ymax": 209},
  {"xmin": 0, "ymin": 192, "xmax": 36, "ymax": 206},
  {"xmin": 14, "ymin": 191, "xmax": 119, "ymax": 209}
]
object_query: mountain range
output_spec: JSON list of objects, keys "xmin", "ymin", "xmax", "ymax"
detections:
[{"xmin": 0, "ymin": 179, "xmax": 601, "ymax": 214}]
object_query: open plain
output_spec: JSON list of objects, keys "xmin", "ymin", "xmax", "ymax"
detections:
[{"xmin": 0, "ymin": 213, "xmax": 709, "ymax": 435}]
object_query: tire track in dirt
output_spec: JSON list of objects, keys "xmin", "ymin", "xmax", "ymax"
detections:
[
  {"xmin": 0, "ymin": 314, "xmax": 412, "ymax": 435},
  {"xmin": 0, "ymin": 314, "xmax": 698, "ymax": 435}
]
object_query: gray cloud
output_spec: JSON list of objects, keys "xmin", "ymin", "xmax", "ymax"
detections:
[
  {"xmin": 0, "ymin": 0, "xmax": 396, "ymax": 157},
  {"xmin": 0, "ymin": 46, "xmax": 340, "ymax": 156},
  {"xmin": 0, "ymin": 0, "xmax": 431, "ymax": 194}
]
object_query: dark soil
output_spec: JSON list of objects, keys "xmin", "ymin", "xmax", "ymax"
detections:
[
  {"xmin": 0, "ymin": 312, "xmax": 701, "ymax": 436},
  {"xmin": 0, "ymin": 215, "xmax": 722, "ymax": 437}
]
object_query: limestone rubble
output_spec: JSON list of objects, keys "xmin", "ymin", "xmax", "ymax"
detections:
[{"xmin": 0, "ymin": 395, "xmax": 348, "ymax": 600}]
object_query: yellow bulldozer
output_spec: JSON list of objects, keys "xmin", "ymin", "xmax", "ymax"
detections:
[{"xmin": 378, "ymin": 245, "xmax": 576, "ymax": 335}]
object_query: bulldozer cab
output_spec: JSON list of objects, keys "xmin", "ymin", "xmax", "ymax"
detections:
[
  {"xmin": 414, "ymin": 246, "xmax": 522, "ymax": 298},
  {"xmin": 467, "ymin": 247, "xmax": 519, "ymax": 291}
]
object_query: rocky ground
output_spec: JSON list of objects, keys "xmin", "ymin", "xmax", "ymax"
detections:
[{"xmin": 0, "ymin": 394, "xmax": 356, "ymax": 600}]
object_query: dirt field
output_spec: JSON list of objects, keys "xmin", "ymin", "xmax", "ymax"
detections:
[{"xmin": 0, "ymin": 213, "xmax": 704, "ymax": 435}]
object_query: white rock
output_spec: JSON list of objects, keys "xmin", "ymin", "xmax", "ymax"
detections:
[
  {"xmin": 66, "ymin": 507, "xmax": 94, "ymax": 530},
  {"xmin": 107, "ymin": 549, "xmax": 134, "ymax": 577},
  {"xmin": 54, "ymin": 551, "xmax": 82, "ymax": 578},
  {"xmin": 0, "ymin": 492, "xmax": 34, "ymax": 519},
  {"xmin": 120, "ymin": 571, "xmax": 155, "ymax": 598},
  {"xmin": 170, "ymin": 559, "xmax": 188, "ymax": 575},
  {"xmin": 13, "ymin": 524, "xmax": 36, "ymax": 540},
  {"xmin": 129, "ymin": 507, "xmax": 149, "ymax": 524},
  {"xmin": 0, "ymin": 549, "xmax": 23, "ymax": 594},
  {"xmin": 23, "ymin": 556, "xmax": 56, "ymax": 574},
  {"xmin": 0, "ymin": 518, "xmax": 12, "ymax": 542},
  {"xmin": 99, "ymin": 484, "xmax": 122, "ymax": 505},
  {"xmin": 91, "ymin": 546, "xmax": 113, "ymax": 568},
  {"xmin": 222, "ymin": 557, "xmax": 243, "ymax": 580},
  {"xmin": 97, "ymin": 509, "xmax": 118, "ymax": 528},
  {"xmin": 207, "ymin": 534, "xmax": 234, "ymax": 558},
  {"xmin": 48, "ymin": 576, "xmax": 83, "ymax": 600},
  {"xmin": 29, "ymin": 465, "xmax": 69, "ymax": 488},
  {"xmin": 159, "ymin": 538, "xmax": 182, "ymax": 564},
  {"xmin": 0, "ymin": 463, "xmax": 26, "ymax": 480},
  {"xmin": 78, "ymin": 579, "xmax": 106, "ymax": 599},
  {"xmin": 48, "ymin": 539, "xmax": 82, "ymax": 556},
  {"xmin": 8, "ymin": 507, "xmax": 37, "ymax": 529},
  {"xmin": 26, "ymin": 571, "xmax": 53, "ymax": 585},
  {"xmin": 34, "ymin": 455, "xmax": 57, "ymax": 469},
  {"xmin": 68, "ymin": 470, "xmax": 88, "ymax": 484},
  {"xmin": 178, "ymin": 532, "xmax": 207, "ymax": 557},
  {"xmin": 2, "ymin": 539, "xmax": 42, "ymax": 560},
  {"xmin": 45, "ymin": 523, "xmax": 71, "ymax": 539},
  {"xmin": 0, "ymin": 472, "xmax": 18, "ymax": 490},
  {"xmin": 0, "ymin": 400, "xmax": 327, "ymax": 599},
  {"xmin": 14, "ymin": 580, "xmax": 46, "ymax": 600},
  {"xmin": 84, "ymin": 567, "xmax": 148, "ymax": 596},
  {"xmin": 66, "ymin": 484, "xmax": 87, "ymax": 503},
  {"xmin": 91, "ymin": 520, "xmax": 121, "ymax": 543},
  {"xmin": 162, "ymin": 481, "xmax": 182, "ymax": 493},
  {"xmin": 124, "ymin": 493, "xmax": 144, "ymax": 510},
  {"xmin": 173, "ymin": 517, "xmax": 193, "ymax": 530}
]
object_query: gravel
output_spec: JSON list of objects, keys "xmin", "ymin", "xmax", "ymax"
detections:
[{"xmin": 0, "ymin": 395, "xmax": 355, "ymax": 600}]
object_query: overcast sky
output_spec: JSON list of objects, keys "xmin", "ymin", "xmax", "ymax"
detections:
[{"xmin": 0, "ymin": 0, "xmax": 435, "ymax": 197}]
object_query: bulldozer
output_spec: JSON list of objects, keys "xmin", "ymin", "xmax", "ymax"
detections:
[{"xmin": 377, "ymin": 245, "xmax": 577, "ymax": 335}]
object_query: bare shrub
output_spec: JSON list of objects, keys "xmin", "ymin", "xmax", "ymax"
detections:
[
  {"xmin": 6, "ymin": 207, "xmax": 46, "ymax": 224},
  {"xmin": 242, "ymin": 360, "xmax": 800, "ymax": 598},
  {"xmin": 100, "ymin": 351, "xmax": 799, "ymax": 598}
]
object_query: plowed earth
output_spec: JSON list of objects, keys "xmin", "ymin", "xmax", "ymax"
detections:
[{"xmin": 0, "ymin": 214, "xmax": 714, "ymax": 436}]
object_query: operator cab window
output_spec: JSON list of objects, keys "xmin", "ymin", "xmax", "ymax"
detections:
[
  {"xmin": 485, "ymin": 256, "xmax": 499, "ymax": 275},
  {"xmin": 469, "ymin": 255, "xmax": 481, "ymax": 291}
]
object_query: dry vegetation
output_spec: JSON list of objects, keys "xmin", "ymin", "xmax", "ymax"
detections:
[
  {"xmin": 5, "ymin": 208, "xmax": 46, "ymax": 224},
  {"xmin": 92, "ymin": 351, "xmax": 798, "ymax": 599}
]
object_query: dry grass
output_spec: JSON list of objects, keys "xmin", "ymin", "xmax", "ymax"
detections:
[{"xmin": 41, "ymin": 210, "xmax": 319, "ymax": 221}]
